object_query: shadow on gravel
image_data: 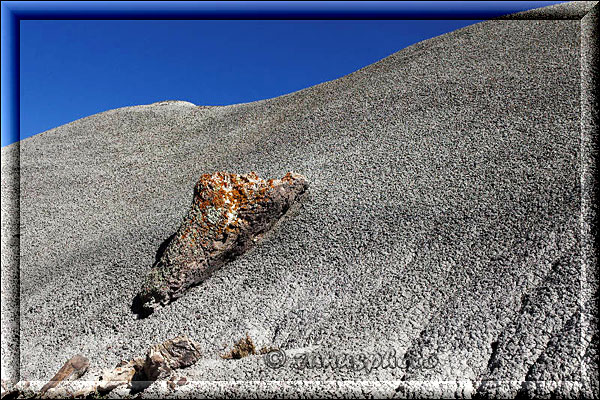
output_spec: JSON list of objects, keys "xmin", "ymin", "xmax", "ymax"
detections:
[
  {"xmin": 131, "ymin": 233, "xmax": 176, "ymax": 319},
  {"xmin": 153, "ymin": 232, "xmax": 176, "ymax": 265},
  {"xmin": 129, "ymin": 374, "xmax": 154, "ymax": 395},
  {"xmin": 131, "ymin": 294, "xmax": 153, "ymax": 319}
]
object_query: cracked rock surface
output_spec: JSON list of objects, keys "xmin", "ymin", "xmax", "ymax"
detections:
[{"xmin": 135, "ymin": 171, "xmax": 308, "ymax": 312}]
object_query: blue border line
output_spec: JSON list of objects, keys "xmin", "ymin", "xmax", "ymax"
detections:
[
  {"xmin": 1, "ymin": 1, "xmax": 568, "ymax": 19},
  {"xmin": 1, "ymin": 3, "xmax": 19, "ymax": 147}
]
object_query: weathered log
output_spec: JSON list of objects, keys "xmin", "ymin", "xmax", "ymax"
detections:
[
  {"xmin": 75, "ymin": 335, "xmax": 202, "ymax": 397},
  {"xmin": 135, "ymin": 171, "xmax": 308, "ymax": 312},
  {"xmin": 143, "ymin": 335, "xmax": 202, "ymax": 381},
  {"xmin": 39, "ymin": 355, "xmax": 89, "ymax": 397}
]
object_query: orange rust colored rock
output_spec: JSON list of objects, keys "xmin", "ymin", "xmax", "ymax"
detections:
[{"xmin": 135, "ymin": 171, "xmax": 308, "ymax": 312}]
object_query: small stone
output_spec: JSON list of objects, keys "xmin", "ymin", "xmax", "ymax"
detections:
[
  {"xmin": 177, "ymin": 377, "xmax": 188, "ymax": 386},
  {"xmin": 221, "ymin": 334, "xmax": 258, "ymax": 359},
  {"xmin": 44, "ymin": 386, "xmax": 72, "ymax": 399},
  {"xmin": 96, "ymin": 360, "xmax": 139, "ymax": 393},
  {"xmin": 167, "ymin": 375, "xmax": 188, "ymax": 390},
  {"xmin": 143, "ymin": 335, "xmax": 202, "ymax": 381}
]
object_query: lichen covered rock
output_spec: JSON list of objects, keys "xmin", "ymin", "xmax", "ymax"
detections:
[{"xmin": 135, "ymin": 171, "xmax": 308, "ymax": 311}]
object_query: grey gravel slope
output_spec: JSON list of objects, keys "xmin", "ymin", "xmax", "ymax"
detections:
[{"xmin": 2, "ymin": 2, "xmax": 598, "ymax": 398}]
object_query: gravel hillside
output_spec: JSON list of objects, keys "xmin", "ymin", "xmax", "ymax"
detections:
[{"xmin": 2, "ymin": 1, "xmax": 598, "ymax": 398}]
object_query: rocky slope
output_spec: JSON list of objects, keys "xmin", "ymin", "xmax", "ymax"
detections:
[{"xmin": 1, "ymin": 1, "xmax": 598, "ymax": 398}]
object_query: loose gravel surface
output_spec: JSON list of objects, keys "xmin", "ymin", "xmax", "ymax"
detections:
[{"xmin": 2, "ymin": 2, "xmax": 598, "ymax": 398}]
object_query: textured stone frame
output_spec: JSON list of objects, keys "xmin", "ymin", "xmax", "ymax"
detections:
[{"xmin": 1, "ymin": 1, "xmax": 598, "ymax": 398}]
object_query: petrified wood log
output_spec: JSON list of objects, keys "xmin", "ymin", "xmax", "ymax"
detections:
[
  {"xmin": 135, "ymin": 171, "xmax": 308, "ymax": 312},
  {"xmin": 73, "ymin": 335, "xmax": 202, "ymax": 397},
  {"xmin": 143, "ymin": 335, "xmax": 202, "ymax": 381},
  {"xmin": 39, "ymin": 355, "xmax": 89, "ymax": 397},
  {"xmin": 96, "ymin": 359, "xmax": 141, "ymax": 394}
]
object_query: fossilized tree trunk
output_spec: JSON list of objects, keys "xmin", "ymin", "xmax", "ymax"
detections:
[{"xmin": 134, "ymin": 171, "xmax": 308, "ymax": 313}]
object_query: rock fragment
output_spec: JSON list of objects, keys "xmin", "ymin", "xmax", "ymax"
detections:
[
  {"xmin": 0, "ymin": 337, "xmax": 201, "ymax": 398},
  {"xmin": 71, "ymin": 336, "xmax": 201, "ymax": 397},
  {"xmin": 143, "ymin": 335, "xmax": 202, "ymax": 381},
  {"xmin": 221, "ymin": 333, "xmax": 258, "ymax": 359},
  {"xmin": 167, "ymin": 376, "xmax": 188, "ymax": 390},
  {"xmin": 39, "ymin": 355, "xmax": 89, "ymax": 397},
  {"xmin": 135, "ymin": 171, "xmax": 308, "ymax": 312},
  {"xmin": 96, "ymin": 358, "xmax": 142, "ymax": 394}
]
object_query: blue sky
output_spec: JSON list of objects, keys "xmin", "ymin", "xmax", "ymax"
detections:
[{"xmin": 13, "ymin": 1, "xmax": 565, "ymax": 147}]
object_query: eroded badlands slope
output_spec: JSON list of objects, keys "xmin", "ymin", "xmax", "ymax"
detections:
[{"xmin": 2, "ymin": 2, "xmax": 597, "ymax": 398}]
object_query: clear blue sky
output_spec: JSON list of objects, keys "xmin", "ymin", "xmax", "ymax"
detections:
[{"xmin": 14, "ymin": 2, "xmax": 564, "ymax": 146}]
